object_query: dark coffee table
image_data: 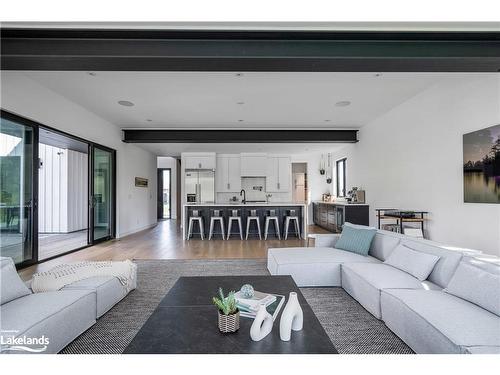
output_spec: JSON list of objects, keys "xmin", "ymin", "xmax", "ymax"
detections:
[{"xmin": 124, "ymin": 275, "xmax": 337, "ymax": 354}]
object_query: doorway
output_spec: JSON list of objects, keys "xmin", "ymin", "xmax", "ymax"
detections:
[
  {"xmin": 292, "ymin": 162, "xmax": 308, "ymax": 203},
  {"xmin": 157, "ymin": 168, "xmax": 171, "ymax": 220}
]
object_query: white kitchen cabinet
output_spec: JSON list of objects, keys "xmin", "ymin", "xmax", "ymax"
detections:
[
  {"xmin": 266, "ymin": 156, "xmax": 291, "ymax": 192},
  {"xmin": 240, "ymin": 153, "xmax": 267, "ymax": 176},
  {"xmin": 216, "ymin": 154, "xmax": 241, "ymax": 192},
  {"xmin": 183, "ymin": 153, "xmax": 216, "ymax": 170}
]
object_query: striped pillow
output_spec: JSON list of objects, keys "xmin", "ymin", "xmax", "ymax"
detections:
[{"xmin": 335, "ymin": 222, "xmax": 377, "ymax": 256}]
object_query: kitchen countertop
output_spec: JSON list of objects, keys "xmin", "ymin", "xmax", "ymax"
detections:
[
  {"xmin": 313, "ymin": 201, "xmax": 368, "ymax": 206},
  {"xmin": 184, "ymin": 202, "xmax": 307, "ymax": 207}
]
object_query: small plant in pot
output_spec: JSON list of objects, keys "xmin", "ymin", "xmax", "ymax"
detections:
[{"xmin": 212, "ymin": 288, "xmax": 240, "ymax": 333}]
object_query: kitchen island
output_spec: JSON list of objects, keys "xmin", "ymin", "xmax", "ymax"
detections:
[{"xmin": 183, "ymin": 203, "xmax": 307, "ymax": 240}]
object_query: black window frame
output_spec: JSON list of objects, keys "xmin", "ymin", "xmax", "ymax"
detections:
[{"xmin": 336, "ymin": 158, "xmax": 347, "ymax": 198}]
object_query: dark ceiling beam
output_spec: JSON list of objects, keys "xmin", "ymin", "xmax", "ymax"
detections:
[
  {"xmin": 122, "ymin": 129, "xmax": 358, "ymax": 143},
  {"xmin": 2, "ymin": 28, "xmax": 500, "ymax": 72}
]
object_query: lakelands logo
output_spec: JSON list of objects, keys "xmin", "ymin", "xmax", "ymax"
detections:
[{"xmin": 0, "ymin": 330, "xmax": 49, "ymax": 353}]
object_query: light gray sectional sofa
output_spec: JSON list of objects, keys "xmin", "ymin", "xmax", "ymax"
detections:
[
  {"xmin": 0, "ymin": 257, "xmax": 137, "ymax": 354},
  {"xmin": 268, "ymin": 228, "xmax": 500, "ymax": 354}
]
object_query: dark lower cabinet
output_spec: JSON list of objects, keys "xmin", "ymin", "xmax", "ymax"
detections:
[{"xmin": 313, "ymin": 202, "xmax": 369, "ymax": 232}]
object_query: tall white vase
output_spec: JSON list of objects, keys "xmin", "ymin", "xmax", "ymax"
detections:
[
  {"xmin": 279, "ymin": 292, "xmax": 303, "ymax": 341},
  {"xmin": 250, "ymin": 303, "xmax": 273, "ymax": 342}
]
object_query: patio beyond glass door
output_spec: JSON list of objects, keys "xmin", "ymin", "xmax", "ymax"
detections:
[
  {"xmin": 91, "ymin": 146, "xmax": 114, "ymax": 243},
  {"xmin": 0, "ymin": 116, "xmax": 36, "ymax": 266}
]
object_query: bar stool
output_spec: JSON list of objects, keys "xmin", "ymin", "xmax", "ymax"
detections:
[
  {"xmin": 264, "ymin": 209, "xmax": 281, "ymax": 240},
  {"xmin": 245, "ymin": 209, "xmax": 262, "ymax": 240},
  {"xmin": 209, "ymin": 209, "xmax": 225, "ymax": 240},
  {"xmin": 284, "ymin": 209, "xmax": 301, "ymax": 240},
  {"xmin": 187, "ymin": 210, "xmax": 204, "ymax": 240},
  {"xmin": 227, "ymin": 209, "xmax": 243, "ymax": 240}
]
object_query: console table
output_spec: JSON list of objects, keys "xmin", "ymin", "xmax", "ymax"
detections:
[{"xmin": 376, "ymin": 209, "xmax": 428, "ymax": 238}]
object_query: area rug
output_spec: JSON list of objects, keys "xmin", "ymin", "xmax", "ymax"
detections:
[{"xmin": 61, "ymin": 259, "xmax": 413, "ymax": 354}]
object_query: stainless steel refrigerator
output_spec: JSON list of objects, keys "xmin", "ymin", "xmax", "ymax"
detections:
[{"xmin": 185, "ymin": 170, "xmax": 215, "ymax": 203}]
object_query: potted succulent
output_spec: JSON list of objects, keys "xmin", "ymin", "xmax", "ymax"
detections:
[{"xmin": 212, "ymin": 288, "xmax": 240, "ymax": 333}]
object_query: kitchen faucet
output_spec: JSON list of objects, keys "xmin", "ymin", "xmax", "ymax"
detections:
[{"xmin": 240, "ymin": 189, "xmax": 246, "ymax": 204}]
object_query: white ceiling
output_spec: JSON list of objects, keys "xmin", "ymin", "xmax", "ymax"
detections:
[
  {"xmin": 22, "ymin": 71, "xmax": 448, "ymax": 129},
  {"xmin": 16, "ymin": 71, "xmax": 473, "ymax": 156}
]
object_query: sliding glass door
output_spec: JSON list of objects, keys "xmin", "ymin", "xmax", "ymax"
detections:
[
  {"xmin": 1, "ymin": 110, "xmax": 117, "ymax": 266},
  {"xmin": 0, "ymin": 115, "xmax": 37, "ymax": 266},
  {"xmin": 90, "ymin": 145, "xmax": 115, "ymax": 243}
]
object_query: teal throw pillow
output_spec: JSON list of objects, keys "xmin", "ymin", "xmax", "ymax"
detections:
[{"xmin": 335, "ymin": 223, "xmax": 376, "ymax": 256}]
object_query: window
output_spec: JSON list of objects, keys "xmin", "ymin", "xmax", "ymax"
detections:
[{"xmin": 336, "ymin": 158, "xmax": 347, "ymax": 197}]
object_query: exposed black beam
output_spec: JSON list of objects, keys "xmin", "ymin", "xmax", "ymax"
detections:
[
  {"xmin": 2, "ymin": 28, "xmax": 500, "ymax": 72},
  {"xmin": 122, "ymin": 129, "xmax": 358, "ymax": 143}
]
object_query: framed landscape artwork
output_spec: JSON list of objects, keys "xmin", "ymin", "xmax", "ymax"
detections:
[{"xmin": 463, "ymin": 124, "xmax": 500, "ymax": 203}]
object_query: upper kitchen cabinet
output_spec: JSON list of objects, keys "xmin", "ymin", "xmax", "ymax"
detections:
[
  {"xmin": 216, "ymin": 154, "xmax": 241, "ymax": 192},
  {"xmin": 240, "ymin": 153, "xmax": 267, "ymax": 177},
  {"xmin": 182, "ymin": 152, "xmax": 216, "ymax": 170},
  {"xmin": 266, "ymin": 155, "xmax": 291, "ymax": 192}
]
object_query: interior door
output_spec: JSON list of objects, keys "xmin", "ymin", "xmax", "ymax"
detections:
[
  {"xmin": 0, "ymin": 114, "xmax": 37, "ymax": 266},
  {"xmin": 90, "ymin": 145, "xmax": 115, "ymax": 243}
]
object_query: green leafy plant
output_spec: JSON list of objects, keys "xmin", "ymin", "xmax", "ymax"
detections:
[{"xmin": 212, "ymin": 287, "xmax": 238, "ymax": 315}]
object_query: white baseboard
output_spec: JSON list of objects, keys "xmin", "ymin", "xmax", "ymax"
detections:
[{"xmin": 117, "ymin": 222, "xmax": 157, "ymax": 239}]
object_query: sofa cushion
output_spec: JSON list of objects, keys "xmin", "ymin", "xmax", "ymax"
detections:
[
  {"xmin": 267, "ymin": 247, "xmax": 380, "ymax": 287},
  {"xmin": 381, "ymin": 289, "xmax": 500, "ymax": 354},
  {"xmin": 62, "ymin": 276, "xmax": 129, "ymax": 318},
  {"xmin": 341, "ymin": 263, "xmax": 441, "ymax": 319},
  {"xmin": 402, "ymin": 239, "xmax": 463, "ymax": 288},
  {"xmin": 335, "ymin": 222, "xmax": 377, "ymax": 256},
  {"xmin": 1, "ymin": 257, "xmax": 31, "ymax": 305},
  {"xmin": 384, "ymin": 243, "xmax": 440, "ymax": 281},
  {"xmin": 444, "ymin": 262, "xmax": 500, "ymax": 317},
  {"xmin": 0, "ymin": 289, "xmax": 96, "ymax": 354},
  {"xmin": 368, "ymin": 232, "xmax": 401, "ymax": 261}
]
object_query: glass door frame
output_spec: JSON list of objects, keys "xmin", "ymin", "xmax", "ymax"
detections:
[
  {"xmin": 0, "ymin": 110, "xmax": 39, "ymax": 269},
  {"xmin": 1, "ymin": 109, "xmax": 117, "ymax": 268},
  {"xmin": 89, "ymin": 143, "xmax": 116, "ymax": 245}
]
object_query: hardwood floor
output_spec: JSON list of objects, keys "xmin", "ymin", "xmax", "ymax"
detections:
[{"xmin": 19, "ymin": 219, "xmax": 330, "ymax": 280}]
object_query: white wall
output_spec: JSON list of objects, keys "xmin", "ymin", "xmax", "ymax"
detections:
[
  {"xmin": 1, "ymin": 72, "xmax": 158, "ymax": 238},
  {"xmin": 331, "ymin": 74, "xmax": 500, "ymax": 256},
  {"xmin": 157, "ymin": 156, "xmax": 178, "ymax": 219}
]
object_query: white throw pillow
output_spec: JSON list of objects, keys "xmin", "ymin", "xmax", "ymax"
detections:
[
  {"xmin": 444, "ymin": 262, "xmax": 500, "ymax": 316},
  {"xmin": 1, "ymin": 257, "xmax": 31, "ymax": 305},
  {"xmin": 384, "ymin": 243, "xmax": 440, "ymax": 281}
]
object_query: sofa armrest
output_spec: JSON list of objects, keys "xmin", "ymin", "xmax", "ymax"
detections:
[{"xmin": 313, "ymin": 233, "xmax": 341, "ymax": 248}]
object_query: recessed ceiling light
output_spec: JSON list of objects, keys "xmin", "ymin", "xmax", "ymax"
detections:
[
  {"xmin": 238, "ymin": 119, "xmax": 244, "ymax": 122},
  {"xmin": 335, "ymin": 101, "xmax": 351, "ymax": 107},
  {"xmin": 146, "ymin": 119, "xmax": 152, "ymax": 122},
  {"xmin": 87, "ymin": 72, "xmax": 97, "ymax": 76},
  {"xmin": 237, "ymin": 102, "xmax": 245, "ymax": 105},
  {"xmin": 324, "ymin": 119, "xmax": 331, "ymax": 122},
  {"xmin": 235, "ymin": 73, "xmax": 244, "ymax": 77},
  {"xmin": 374, "ymin": 73, "xmax": 383, "ymax": 77},
  {"xmin": 118, "ymin": 100, "xmax": 134, "ymax": 107}
]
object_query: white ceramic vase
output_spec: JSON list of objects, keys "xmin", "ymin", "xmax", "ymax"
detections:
[
  {"xmin": 250, "ymin": 303, "xmax": 274, "ymax": 342},
  {"xmin": 279, "ymin": 292, "xmax": 303, "ymax": 341}
]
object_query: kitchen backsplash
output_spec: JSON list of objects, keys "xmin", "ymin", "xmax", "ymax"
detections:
[{"xmin": 216, "ymin": 177, "xmax": 292, "ymax": 203}]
